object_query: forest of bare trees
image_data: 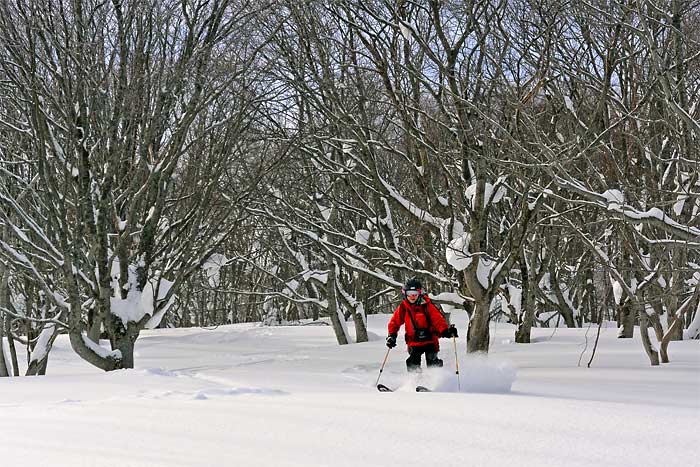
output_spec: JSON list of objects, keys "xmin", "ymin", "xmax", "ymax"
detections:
[{"xmin": 1, "ymin": 0, "xmax": 698, "ymax": 376}]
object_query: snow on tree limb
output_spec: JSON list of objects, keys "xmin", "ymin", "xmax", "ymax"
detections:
[{"xmin": 554, "ymin": 176, "xmax": 700, "ymax": 243}]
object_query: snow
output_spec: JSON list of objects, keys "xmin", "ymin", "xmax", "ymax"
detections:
[
  {"xmin": 399, "ymin": 22, "xmax": 412, "ymax": 40},
  {"xmin": 355, "ymin": 229, "xmax": 370, "ymax": 244},
  {"xmin": 446, "ymin": 235, "xmax": 505, "ymax": 288},
  {"xmin": 439, "ymin": 217, "xmax": 464, "ymax": 245},
  {"xmin": 564, "ymin": 95, "xmax": 575, "ymax": 112},
  {"xmin": 52, "ymin": 292, "xmax": 69, "ymax": 309},
  {"xmin": 465, "ymin": 181, "xmax": 506, "ymax": 207},
  {"xmin": 646, "ymin": 206, "xmax": 665, "ymax": 220},
  {"xmin": 688, "ymin": 302, "xmax": 700, "ymax": 339},
  {"xmin": 476, "ymin": 256, "xmax": 500, "ymax": 289},
  {"xmin": 429, "ymin": 291, "xmax": 466, "ymax": 306},
  {"xmin": 612, "ymin": 280, "xmax": 623, "ymax": 304},
  {"xmin": 81, "ymin": 334, "xmax": 121, "ymax": 360},
  {"xmin": 301, "ymin": 269, "xmax": 328, "ymax": 283},
  {"xmin": 0, "ymin": 240, "xmax": 30, "ymax": 264},
  {"xmin": 657, "ymin": 275, "xmax": 667, "ymax": 288},
  {"xmin": 108, "ymin": 260, "xmax": 175, "ymax": 328},
  {"xmin": 342, "ymin": 141, "xmax": 355, "ymax": 154},
  {"xmin": 9, "ymin": 222, "xmax": 30, "ymax": 243},
  {"xmin": 602, "ymin": 188, "xmax": 625, "ymax": 205},
  {"xmin": 611, "ymin": 201, "xmax": 699, "ymax": 237},
  {"xmin": 446, "ymin": 232, "xmax": 471, "ymax": 270},
  {"xmin": 1, "ymin": 315, "xmax": 698, "ymax": 467},
  {"xmin": 379, "ymin": 177, "xmax": 444, "ymax": 228},
  {"xmin": 317, "ymin": 203, "xmax": 332, "ymax": 221},
  {"xmin": 506, "ymin": 284, "xmax": 522, "ymax": 315},
  {"xmin": 28, "ymin": 323, "xmax": 56, "ymax": 363},
  {"xmin": 203, "ymin": 253, "xmax": 228, "ymax": 288},
  {"xmin": 145, "ymin": 206, "xmax": 156, "ymax": 223},
  {"xmin": 673, "ymin": 194, "xmax": 687, "ymax": 216}
]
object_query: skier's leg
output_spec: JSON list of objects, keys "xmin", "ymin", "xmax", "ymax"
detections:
[
  {"xmin": 425, "ymin": 344, "xmax": 443, "ymax": 368},
  {"xmin": 406, "ymin": 346, "xmax": 423, "ymax": 373}
]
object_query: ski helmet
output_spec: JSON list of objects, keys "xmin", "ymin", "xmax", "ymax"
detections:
[{"xmin": 402, "ymin": 278, "xmax": 423, "ymax": 297}]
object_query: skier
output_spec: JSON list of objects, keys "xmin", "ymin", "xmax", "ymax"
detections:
[{"xmin": 386, "ymin": 278, "xmax": 458, "ymax": 372}]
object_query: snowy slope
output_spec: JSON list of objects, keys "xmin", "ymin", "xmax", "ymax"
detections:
[{"xmin": 1, "ymin": 314, "xmax": 698, "ymax": 467}]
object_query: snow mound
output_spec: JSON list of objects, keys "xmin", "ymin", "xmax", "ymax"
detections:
[
  {"xmin": 392, "ymin": 356, "xmax": 516, "ymax": 393},
  {"xmin": 442, "ymin": 356, "xmax": 516, "ymax": 393}
]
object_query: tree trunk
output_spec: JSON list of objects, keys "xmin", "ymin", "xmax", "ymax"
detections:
[
  {"xmin": 585, "ymin": 269, "xmax": 597, "ymax": 324},
  {"xmin": 5, "ymin": 316, "xmax": 19, "ymax": 376},
  {"xmin": 26, "ymin": 357, "xmax": 48, "ymax": 376},
  {"xmin": 353, "ymin": 309, "xmax": 369, "ymax": 343},
  {"xmin": 0, "ymin": 269, "xmax": 10, "ymax": 377},
  {"xmin": 551, "ymin": 267, "xmax": 577, "ymax": 328},
  {"xmin": 666, "ymin": 250, "xmax": 686, "ymax": 341},
  {"xmin": 328, "ymin": 300, "xmax": 349, "ymax": 345},
  {"xmin": 467, "ymin": 300, "xmax": 491, "ymax": 353},
  {"xmin": 638, "ymin": 308, "xmax": 659, "ymax": 366},
  {"xmin": 515, "ymin": 253, "xmax": 537, "ymax": 343},
  {"xmin": 0, "ymin": 337, "xmax": 7, "ymax": 378},
  {"xmin": 515, "ymin": 318, "xmax": 531, "ymax": 343},
  {"xmin": 0, "ymin": 269, "xmax": 19, "ymax": 376},
  {"xmin": 25, "ymin": 323, "xmax": 61, "ymax": 376},
  {"xmin": 87, "ymin": 308, "xmax": 103, "ymax": 343},
  {"xmin": 113, "ymin": 331, "xmax": 136, "ymax": 369},
  {"xmin": 647, "ymin": 307, "xmax": 665, "ymax": 342},
  {"xmin": 68, "ymin": 327, "xmax": 122, "ymax": 371},
  {"xmin": 660, "ymin": 316, "xmax": 683, "ymax": 364},
  {"xmin": 0, "ymin": 314, "xmax": 8, "ymax": 377},
  {"xmin": 618, "ymin": 301, "xmax": 635, "ymax": 338},
  {"xmin": 556, "ymin": 297, "xmax": 576, "ymax": 328},
  {"xmin": 326, "ymin": 259, "xmax": 349, "ymax": 345}
]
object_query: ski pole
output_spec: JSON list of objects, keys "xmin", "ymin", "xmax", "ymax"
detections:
[
  {"xmin": 452, "ymin": 335, "xmax": 461, "ymax": 391},
  {"xmin": 375, "ymin": 348, "xmax": 391, "ymax": 386}
]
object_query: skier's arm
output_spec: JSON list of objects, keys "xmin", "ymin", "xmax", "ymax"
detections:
[
  {"xmin": 427, "ymin": 302, "xmax": 449, "ymax": 336},
  {"xmin": 387, "ymin": 303, "xmax": 405, "ymax": 336}
]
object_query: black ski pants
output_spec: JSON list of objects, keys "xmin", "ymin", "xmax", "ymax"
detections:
[{"xmin": 406, "ymin": 343, "xmax": 443, "ymax": 372}]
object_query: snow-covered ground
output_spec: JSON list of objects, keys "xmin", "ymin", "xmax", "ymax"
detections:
[{"xmin": 2, "ymin": 314, "xmax": 698, "ymax": 467}]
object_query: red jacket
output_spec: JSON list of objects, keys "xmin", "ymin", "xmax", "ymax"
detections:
[{"xmin": 388, "ymin": 295, "xmax": 448, "ymax": 350}]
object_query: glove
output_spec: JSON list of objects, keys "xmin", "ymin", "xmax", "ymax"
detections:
[
  {"xmin": 441, "ymin": 325, "xmax": 458, "ymax": 338},
  {"xmin": 386, "ymin": 334, "xmax": 397, "ymax": 348}
]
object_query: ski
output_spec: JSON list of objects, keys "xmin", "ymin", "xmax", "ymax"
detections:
[{"xmin": 378, "ymin": 384, "xmax": 431, "ymax": 392}]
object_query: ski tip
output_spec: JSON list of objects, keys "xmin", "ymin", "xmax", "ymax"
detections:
[
  {"xmin": 415, "ymin": 386, "xmax": 431, "ymax": 392},
  {"xmin": 377, "ymin": 384, "xmax": 393, "ymax": 392}
]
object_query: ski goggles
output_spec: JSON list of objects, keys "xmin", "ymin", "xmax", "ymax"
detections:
[{"xmin": 404, "ymin": 289, "xmax": 421, "ymax": 298}]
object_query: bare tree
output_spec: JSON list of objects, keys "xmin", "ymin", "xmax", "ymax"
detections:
[{"xmin": 0, "ymin": 0, "xmax": 278, "ymax": 370}]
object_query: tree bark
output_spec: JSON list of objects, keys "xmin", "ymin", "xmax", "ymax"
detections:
[
  {"xmin": 618, "ymin": 301, "xmax": 635, "ymax": 338},
  {"xmin": 5, "ymin": 315, "xmax": 19, "ymax": 376},
  {"xmin": 326, "ymin": 258, "xmax": 349, "ymax": 345},
  {"xmin": 353, "ymin": 309, "xmax": 369, "ymax": 344},
  {"xmin": 467, "ymin": 301, "xmax": 491, "ymax": 353},
  {"xmin": 551, "ymin": 267, "xmax": 577, "ymax": 328},
  {"xmin": 638, "ymin": 307, "xmax": 659, "ymax": 366},
  {"xmin": 25, "ymin": 323, "xmax": 61, "ymax": 376},
  {"xmin": 660, "ymin": 317, "xmax": 683, "ymax": 364},
  {"xmin": 0, "ymin": 323, "xmax": 8, "ymax": 377},
  {"xmin": 0, "ymin": 268, "xmax": 10, "ymax": 377},
  {"xmin": 515, "ymin": 251, "xmax": 538, "ymax": 343},
  {"xmin": 112, "ymin": 332, "xmax": 136, "ymax": 369}
]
